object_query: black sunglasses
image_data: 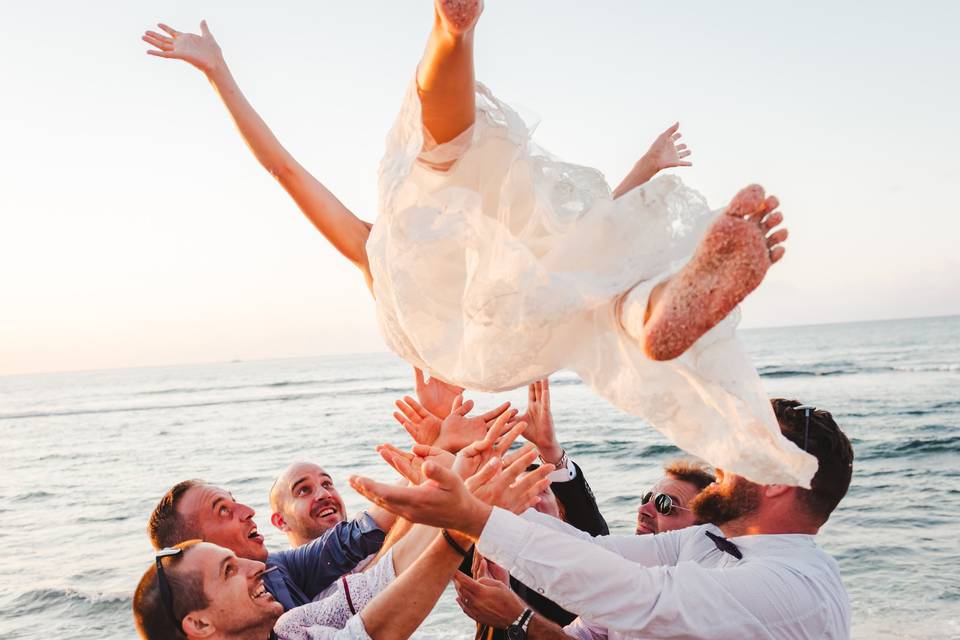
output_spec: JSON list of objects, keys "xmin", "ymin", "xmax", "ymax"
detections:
[
  {"xmin": 155, "ymin": 547, "xmax": 183, "ymax": 626},
  {"xmin": 792, "ymin": 404, "xmax": 816, "ymax": 451},
  {"xmin": 641, "ymin": 491, "xmax": 691, "ymax": 516}
]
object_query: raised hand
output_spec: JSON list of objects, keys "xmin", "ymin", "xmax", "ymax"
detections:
[
  {"xmin": 414, "ymin": 367, "xmax": 464, "ymax": 418},
  {"xmin": 517, "ymin": 379, "xmax": 563, "ymax": 463},
  {"xmin": 142, "ymin": 21, "xmax": 224, "ymax": 75},
  {"xmin": 394, "ymin": 395, "xmax": 442, "ymax": 446},
  {"xmin": 471, "ymin": 446, "xmax": 553, "ymax": 513},
  {"xmin": 376, "ymin": 443, "xmax": 455, "ymax": 485},
  {"xmin": 643, "ymin": 122, "xmax": 692, "ymax": 171},
  {"xmin": 348, "ymin": 441, "xmax": 550, "ymax": 537},
  {"xmin": 451, "ymin": 411, "xmax": 526, "ymax": 480}
]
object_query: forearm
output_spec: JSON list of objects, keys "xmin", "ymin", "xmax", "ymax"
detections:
[
  {"xmin": 612, "ymin": 156, "xmax": 658, "ymax": 199},
  {"xmin": 388, "ymin": 523, "xmax": 442, "ymax": 574},
  {"xmin": 528, "ymin": 613, "xmax": 574, "ymax": 640},
  {"xmin": 203, "ymin": 63, "xmax": 372, "ymax": 269},
  {"xmin": 360, "ymin": 533, "xmax": 467, "ymax": 640}
]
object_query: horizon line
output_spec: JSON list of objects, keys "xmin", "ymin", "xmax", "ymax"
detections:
[{"xmin": 3, "ymin": 312, "xmax": 957, "ymax": 379}]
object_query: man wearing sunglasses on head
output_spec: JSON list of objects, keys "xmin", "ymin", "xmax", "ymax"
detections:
[
  {"xmin": 146, "ymin": 479, "xmax": 393, "ymax": 611},
  {"xmin": 351, "ymin": 398, "xmax": 855, "ymax": 640}
]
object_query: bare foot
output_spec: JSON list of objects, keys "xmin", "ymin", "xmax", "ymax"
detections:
[
  {"xmin": 435, "ymin": 0, "xmax": 483, "ymax": 35},
  {"xmin": 642, "ymin": 184, "xmax": 787, "ymax": 361}
]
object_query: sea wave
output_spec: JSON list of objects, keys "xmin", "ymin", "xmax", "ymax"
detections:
[
  {"xmin": 0, "ymin": 385, "xmax": 411, "ymax": 421},
  {"xmin": 8, "ymin": 587, "xmax": 130, "ymax": 616},
  {"xmin": 138, "ymin": 375, "xmax": 377, "ymax": 396},
  {"xmin": 859, "ymin": 435, "xmax": 960, "ymax": 460},
  {"xmin": 757, "ymin": 363, "xmax": 959, "ymax": 378}
]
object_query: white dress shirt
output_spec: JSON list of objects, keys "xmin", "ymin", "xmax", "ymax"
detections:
[{"xmin": 476, "ymin": 508, "xmax": 850, "ymax": 639}]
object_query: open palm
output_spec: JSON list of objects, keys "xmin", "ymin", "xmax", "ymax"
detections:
[
  {"xmin": 142, "ymin": 21, "xmax": 223, "ymax": 74},
  {"xmin": 645, "ymin": 122, "xmax": 692, "ymax": 171}
]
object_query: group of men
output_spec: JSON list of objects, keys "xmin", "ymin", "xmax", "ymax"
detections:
[{"xmin": 133, "ymin": 374, "xmax": 855, "ymax": 640}]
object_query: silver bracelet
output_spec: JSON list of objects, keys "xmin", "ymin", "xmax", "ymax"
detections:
[{"xmin": 540, "ymin": 448, "xmax": 568, "ymax": 470}]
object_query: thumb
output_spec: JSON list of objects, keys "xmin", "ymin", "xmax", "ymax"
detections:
[
  {"xmin": 422, "ymin": 460, "xmax": 460, "ymax": 489},
  {"xmin": 200, "ymin": 19, "xmax": 211, "ymax": 36},
  {"xmin": 477, "ymin": 577, "xmax": 505, "ymax": 588}
]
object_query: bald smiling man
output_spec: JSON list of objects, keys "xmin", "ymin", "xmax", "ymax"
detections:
[{"xmin": 270, "ymin": 462, "xmax": 350, "ymax": 548}]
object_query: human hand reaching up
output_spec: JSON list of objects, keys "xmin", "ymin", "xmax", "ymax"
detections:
[
  {"xmin": 414, "ymin": 367, "xmax": 464, "ymax": 418},
  {"xmin": 517, "ymin": 379, "xmax": 564, "ymax": 464},
  {"xmin": 142, "ymin": 21, "xmax": 224, "ymax": 76},
  {"xmin": 642, "ymin": 122, "xmax": 692, "ymax": 172},
  {"xmin": 394, "ymin": 393, "xmax": 513, "ymax": 453}
]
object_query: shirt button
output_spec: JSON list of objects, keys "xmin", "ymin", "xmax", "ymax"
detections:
[{"xmin": 538, "ymin": 588, "xmax": 545, "ymax": 594}]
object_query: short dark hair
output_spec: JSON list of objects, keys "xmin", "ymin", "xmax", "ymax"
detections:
[
  {"xmin": 148, "ymin": 480, "xmax": 204, "ymax": 550},
  {"xmin": 133, "ymin": 540, "xmax": 208, "ymax": 640},
  {"xmin": 772, "ymin": 399, "xmax": 854, "ymax": 525},
  {"xmin": 664, "ymin": 458, "xmax": 716, "ymax": 492}
]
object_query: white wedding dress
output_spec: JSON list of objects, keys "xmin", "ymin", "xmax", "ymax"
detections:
[{"xmin": 367, "ymin": 81, "xmax": 816, "ymax": 486}]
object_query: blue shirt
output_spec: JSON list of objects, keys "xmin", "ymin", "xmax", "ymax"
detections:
[{"xmin": 263, "ymin": 512, "xmax": 385, "ymax": 610}]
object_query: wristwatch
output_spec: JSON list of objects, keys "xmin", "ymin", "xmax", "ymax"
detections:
[{"xmin": 505, "ymin": 608, "xmax": 533, "ymax": 640}]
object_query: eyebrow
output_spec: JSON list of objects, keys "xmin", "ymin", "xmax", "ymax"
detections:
[
  {"xmin": 290, "ymin": 476, "xmax": 310, "ymax": 493},
  {"xmin": 211, "ymin": 496, "xmax": 226, "ymax": 512}
]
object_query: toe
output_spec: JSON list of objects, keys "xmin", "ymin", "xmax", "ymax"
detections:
[
  {"xmin": 766, "ymin": 228, "xmax": 789, "ymax": 247},
  {"xmin": 762, "ymin": 211, "xmax": 783, "ymax": 231},
  {"xmin": 762, "ymin": 195, "xmax": 780, "ymax": 215},
  {"xmin": 769, "ymin": 246, "xmax": 786, "ymax": 263},
  {"xmin": 728, "ymin": 184, "xmax": 767, "ymax": 217}
]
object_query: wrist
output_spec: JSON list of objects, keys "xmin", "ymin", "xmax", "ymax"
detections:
[
  {"xmin": 538, "ymin": 444, "xmax": 564, "ymax": 466},
  {"xmin": 633, "ymin": 154, "xmax": 659, "ymax": 181},
  {"xmin": 203, "ymin": 57, "xmax": 230, "ymax": 82},
  {"xmin": 465, "ymin": 502, "xmax": 493, "ymax": 540}
]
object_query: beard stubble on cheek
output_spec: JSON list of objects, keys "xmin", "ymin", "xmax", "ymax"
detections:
[{"xmin": 690, "ymin": 478, "xmax": 763, "ymax": 526}]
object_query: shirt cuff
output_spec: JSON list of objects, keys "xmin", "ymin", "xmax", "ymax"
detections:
[
  {"xmin": 477, "ymin": 507, "xmax": 534, "ymax": 569},
  {"xmin": 547, "ymin": 458, "xmax": 577, "ymax": 483}
]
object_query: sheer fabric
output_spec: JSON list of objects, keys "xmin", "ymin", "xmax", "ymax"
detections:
[
  {"xmin": 368, "ymin": 81, "xmax": 816, "ymax": 486},
  {"xmin": 272, "ymin": 549, "xmax": 396, "ymax": 640}
]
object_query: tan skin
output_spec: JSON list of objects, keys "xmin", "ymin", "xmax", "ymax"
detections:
[
  {"xmin": 350, "ymin": 464, "xmax": 821, "ymax": 639},
  {"xmin": 269, "ymin": 462, "xmax": 349, "ymax": 547},
  {"xmin": 635, "ymin": 475, "xmax": 699, "ymax": 535},
  {"xmin": 177, "ymin": 484, "xmax": 269, "ymax": 562},
  {"xmin": 174, "ymin": 542, "xmax": 282, "ymax": 640}
]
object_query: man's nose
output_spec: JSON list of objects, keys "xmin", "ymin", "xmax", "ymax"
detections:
[
  {"xmin": 238, "ymin": 503, "xmax": 256, "ymax": 520},
  {"xmin": 242, "ymin": 558, "xmax": 266, "ymax": 577},
  {"xmin": 639, "ymin": 500, "xmax": 657, "ymax": 519},
  {"xmin": 315, "ymin": 485, "xmax": 333, "ymax": 500}
]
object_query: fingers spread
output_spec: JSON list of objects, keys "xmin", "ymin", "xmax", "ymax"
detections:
[
  {"xmin": 157, "ymin": 23, "xmax": 180, "ymax": 37},
  {"xmin": 481, "ymin": 401, "xmax": 511, "ymax": 422}
]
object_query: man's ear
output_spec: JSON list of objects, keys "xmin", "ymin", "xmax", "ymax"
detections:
[
  {"xmin": 182, "ymin": 609, "xmax": 216, "ymax": 639},
  {"xmin": 270, "ymin": 512, "xmax": 288, "ymax": 532},
  {"xmin": 764, "ymin": 484, "xmax": 793, "ymax": 499}
]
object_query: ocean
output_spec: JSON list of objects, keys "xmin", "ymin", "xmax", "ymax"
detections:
[{"xmin": 1, "ymin": 315, "xmax": 958, "ymax": 639}]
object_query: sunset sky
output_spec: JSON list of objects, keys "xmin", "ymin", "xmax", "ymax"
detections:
[{"xmin": 2, "ymin": 0, "xmax": 958, "ymax": 376}]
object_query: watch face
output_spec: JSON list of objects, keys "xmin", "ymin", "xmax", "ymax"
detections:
[{"xmin": 505, "ymin": 624, "xmax": 524, "ymax": 640}]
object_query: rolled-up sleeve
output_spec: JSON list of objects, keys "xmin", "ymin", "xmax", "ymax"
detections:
[
  {"xmin": 478, "ymin": 509, "xmax": 830, "ymax": 639},
  {"xmin": 272, "ymin": 513, "xmax": 386, "ymax": 601}
]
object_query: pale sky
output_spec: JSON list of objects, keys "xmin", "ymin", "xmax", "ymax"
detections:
[{"xmin": 2, "ymin": 1, "xmax": 958, "ymax": 376}]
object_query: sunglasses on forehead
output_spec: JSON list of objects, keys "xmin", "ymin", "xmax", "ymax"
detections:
[
  {"xmin": 155, "ymin": 547, "xmax": 184, "ymax": 626},
  {"xmin": 641, "ymin": 491, "xmax": 691, "ymax": 516},
  {"xmin": 154, "ymin": 547, "xmax": 277, "ymax": 627}
]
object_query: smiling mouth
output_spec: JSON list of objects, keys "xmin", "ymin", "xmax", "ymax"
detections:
[
  {"xmin": 247, "ymin": 527, "xmax": 264, "ymax": 543},
  {"xmin": 250, "ymin": 581, "xmax": 274, "ymax": 602},
  {"xmin": 311, "ymin": 504, "xmax": 339, "ymax": 519}
]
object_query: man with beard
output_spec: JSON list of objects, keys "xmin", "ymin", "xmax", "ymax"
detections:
[
  {"xmin": 269, "ymin": 462, "xmax": 351, "ymax": 548},
  {"xmin": 350, "ymin": 398, "xmax": 854, "ymax": 639}
]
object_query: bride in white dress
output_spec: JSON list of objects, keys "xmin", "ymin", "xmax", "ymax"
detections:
[{"xmin": 142, "ymin": 2, "xmax": 815, "ymax": 486}]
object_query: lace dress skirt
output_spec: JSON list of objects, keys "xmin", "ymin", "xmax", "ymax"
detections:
[{"xmin": 367, "ymin": 81, "xmax": 815, "ymax": 486}]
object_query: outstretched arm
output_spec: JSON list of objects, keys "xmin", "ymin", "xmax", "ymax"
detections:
[
  {"xmin": 142, "ymin": 21, "xmax": 373, "ymax": 285},
  {"xmin": 613, "ymin": 122, "xmax": 692, "ymax": 199}
]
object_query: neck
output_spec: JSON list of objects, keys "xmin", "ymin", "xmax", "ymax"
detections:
[
  {"xmin": 719, "ymin": 516, "xmax": 819, "ymax": 538},
  {"xmin": 217, "ymin": 622, "xmax": 275, "ymax": 640}
]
